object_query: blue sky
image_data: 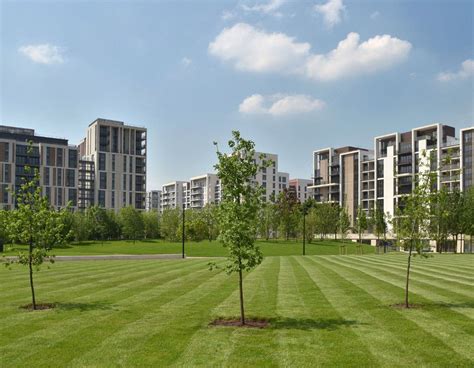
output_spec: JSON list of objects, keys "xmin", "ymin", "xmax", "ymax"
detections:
[{"xmin": 1, "ymin": 0, "xmax": 473, "ymax": 189}]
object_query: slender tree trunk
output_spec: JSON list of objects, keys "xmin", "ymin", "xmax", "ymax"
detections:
[
  {"xmin": 405, "ymin": 242, "xmax": 413, "ymax": 308},
  {"xmin": 238, "ymin": 258, "xmax": 245, "ymax": 325},
  {"xmin": 28, "ymin": 239, "xmax": 37, "ymax": 310}
]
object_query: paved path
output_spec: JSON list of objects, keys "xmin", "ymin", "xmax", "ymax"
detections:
[{"xmin": 3, "ymin": 254, "xmax": 186, "ymax": 262}]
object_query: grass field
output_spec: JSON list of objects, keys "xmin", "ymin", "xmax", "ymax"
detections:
[
  {"xmin": 3, "ymin": 239, "xmax": 375, "ymax": 257},
  {"xmin": 1, "ymin": 253, "xmax": 473, "ymax": 367}
]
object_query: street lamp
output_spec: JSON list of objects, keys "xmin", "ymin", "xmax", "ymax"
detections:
[
  {"xmin": 182, "ymin": 203, "xmax": 185, "ymax": 259},
  {"xmin": 302, "ymin": 203, "xmax": 308, "ymax": 256}
]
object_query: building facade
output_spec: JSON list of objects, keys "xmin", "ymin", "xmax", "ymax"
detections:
[
  {"xmin": 289, "ymin": 178, "xmax": 314, "ymax": 203},
  {"xmin": 0, "ymin": 125, "xmax": 79, "ymax": 210},
  {"xmin": 188, "ymin": 174, "xmax": 220, "ymax": 209},
  {"xmin": 80, "ymin": 119, "xmax": 147, "ymax": 210},
  {"xmin": 0, "ymin": 118, "xmax": 147, "ymax": 211},
  {"xmin": 160, "ymin": 181, "xmax": 188, "ymax": 212},
  {"xmin": 146, "ymin": 190, "xmax": 161, "ymax": 212},
  {"xmin": 310, "ymin": 124, "xmax": 474, "ymax": 227}
]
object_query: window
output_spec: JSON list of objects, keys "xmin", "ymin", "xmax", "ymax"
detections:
[
  {"xmin": 45, "ymin": 187, "xmax": 51, "ymax": 202},
  {"xmin": 263, "ymin": 174, "xmax": 266, "ymax": 180},
  {"xmin": 123, "ymin": 174, "xmax": 127, "ymax": 190},
  {"xmin": 57, "ymin": 168, "xmax": 63, "ymax": 186},
  {"xmin": 129, "ymin": 175, "xmax": 133, "ymax": 191},
  {"xmin": 123, "ymin": 192, "xmax": 127, "ymax": 205},
  {"xmin": 129, "ymin": 157, "xmax": 133, "ymax": 173},
  {"xmin": 46, "ymin": 147, "xmax": 53, "ymax": 166},
  {"xmin": 57, "ymin": 149, "xmax": 63, "ymax": 167},
  {"xmin": 1, "ymin": 184, "xmax": 8, "ymax": 203},
  {"xmin": 66, "ymin": 169, "xmax": 75, "ymax": 187},
  {"xmin": 112, "ymin": 154, "xmax": 116, "ymax": 171},
  {"xmin": 112, "ymin": 173, "xmax": 116, "ymax": 190},
  {"xmin": 57, "ymin": 189, "xmax": 63, "ymax": 207},
  {"xmin": 99, "ymin": 153, "xmax": 106, "ymax": 171},
  {"xmin": 123, "ymin": 156, "xmax": 127, "ymax": 172},
  {"xmin": 68, "ymin": 189, "xmax": 77, "ymax": 206},
  {"xmin": 44, "ymin": 167, "xmax": 50, "ymax": 186},
  {"xmin": 111, "ymin": 191, "xmax": 115, "ymax": 208},
  {"xmin": 4, "ymin": 164, "xmax": 11, "ymax": 182},
  {"xmin": 68, "ymin": 149, "xmax": 78, "ymax": 168},
  {"xmin": 100, "ymin": 172, "xmax": 107, "ymax": 190},
  {"xmin": 98, "ymin": 190, "xmax": 106, "ymax": 207},
  {"xmin": 0, "ymin": 142, "xmax": 9, "ymax": 162}
]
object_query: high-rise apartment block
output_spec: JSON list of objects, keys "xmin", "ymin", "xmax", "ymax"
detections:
[
  {"xmin": 310, "ymin": 124, "xmax": 474, "ymax": 225},
  {"xmin": 0, "ymin": 118, "xmax": 147, "ymax": 211},
  {"xmin": 0, "ymin": 125, "xmax": 79, "ymax": 210},
  {"xmin": 253, "ymin": 152, "xmax": 289, "ymax": 202},
  {"xmin": 160, "ymin": 181, "xmax": 188, "ymax": 211},
  {"xmin": 188, "ymin": 174, "xmax": 220, "ymax": 209},
  {"xmin": 146, "ymin": 190, "xmax": 161, "ymax": 212},
  {"xmin": 289, "ymin": 178, "xmax": 314, "ymax": 203}
]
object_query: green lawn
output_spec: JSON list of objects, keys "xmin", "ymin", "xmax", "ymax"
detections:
[
  {"xmin": 3, "ymin": 239, "xmax": 376, "ymax": 257},
  {"xmin": 1, "ymin": 254, "xmax": 472, "ymax": 367}
]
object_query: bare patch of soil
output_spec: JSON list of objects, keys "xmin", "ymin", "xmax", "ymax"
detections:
[
  {"xmin": 210, "ymin": 318, "xmax": 269, "ymax": 329},
  {"xmin": 20, "ymin": 303, "xmax": 56, "ymax": 311},
  {"xmin": 391, "ymin": 303, "xmax": 424, "ymax": 309}
]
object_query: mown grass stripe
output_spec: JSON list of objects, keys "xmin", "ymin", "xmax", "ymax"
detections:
[
  {"xmin": 362, "ymin": 256, "xmax": 474, "ymax": 281},
  {"xmin": 311, "ymin": 256, "xmax": 474, "ymax": 363},
  {"xmin": 282, "ymin": 256, "xmax": 380, "ymax": 367},
  {"xmin": 296, "ymin": 256, "xmax": 437, "ymax": 367},
  {"xmin": 348, "ymin": 256, "xmax": 474, "ymax": 288},
  {"xmin": 68, "ymin": 264, "xmax": 237, "ymax": 367},
  {"xmin": 174, "ymin": 257, "xmax": 281, "ymax": 367},
  {"xmin": 0, "ymin": 259, "xmax": 213, "ymax": 354},
  {"xmin": 325, "ymin": 256, "xmax": 474, "ymax": 321},
  {"xmin": 336, "ymin": 256, "xmax": 474, "ymax": 302}
]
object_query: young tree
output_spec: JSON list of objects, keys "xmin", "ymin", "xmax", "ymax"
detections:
[
  {"xmin": 213, "ymin": 131, "xmax": 268, "ymax": 325},
  {"xmin": 202, "ymin": 204, "xmax": 220, "ymax": 241},
  {"xmin": 276, "ymin": 189, "xmax": 299, "ymax": 240},
  {"xmin": 120, "ymin": 206, "xmax": 145, "ymax": 243},
  {"xmin": 338, "ymin": 207, "xmax": 351, "ymax": 240},
  {"xmin": 258, "ymin": 203, "xmax": 277, "ymax": 240},
  {"xmin": 429, "ymin": 186, "xmax": 450, "ymax": 253},
  {"xmin": 6, "ymin": 160, "xmax": 70, "ymax": 310},
  {"xmin": 71, "ymin": 211, "xmax": 90, "ymax": 242},
  {"xmin": 394, "ymin": 150, "xmax": 433, "ymax": 308},
  {"xmin": 161, "ymin": 208, "xmax": 181, "ymax": 241},
  {"xmin": 85, "ymin": 206, "xmax": 107, "ymax": 243},
  {"xmin": 143, "ymin": 211, "xmax": 160, "ymax": 239},
  {"xmin": 446, "ymin": 190, "xmax": 463, "ymax": 254},
  {"xmin": 355, "ymin": 206, "xmax": 368, "ymax": 253}
]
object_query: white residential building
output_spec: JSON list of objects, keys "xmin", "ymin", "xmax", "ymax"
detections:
[
  {"xmin": 146, "ymin": 190, "xmax": 161, "ymax": 212},
  {"xmin": 188, "ymin": 173, "xmax": 220, "ymax": 209},
  {"xmin": 253, "ymin": 152, "xmax": 290, "ymax": 202},
  {"xmin": 289, "ymin": 178, "xmax": 314, "ymax": 203},
  {"xmin": 160, "ymin": 181, "xmax": 188, "ymax": 212}
]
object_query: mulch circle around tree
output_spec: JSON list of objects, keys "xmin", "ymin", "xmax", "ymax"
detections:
[
  {"xmin": 20, "ymin": 303, "xmax": 56, "ymax": 311},
  {"xmin": 210, "ymin": 318, "xmax": 269, "ymax": 329},
  {"xmin": 390, "ymin": 303, "xmax": 424, "ymax": 309}
]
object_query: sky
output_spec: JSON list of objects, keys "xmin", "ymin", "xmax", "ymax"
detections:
[{"xmin": 1, "ymin": 0, "xmax": 473, "ymax": 189}]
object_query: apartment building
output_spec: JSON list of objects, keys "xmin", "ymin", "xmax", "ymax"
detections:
[
  {"xmin": 309, "ymin": 146, "xmax": 373, "ymax": 224},
  {"xmin": 0, "ymin": 125, "xmax": 79, "ymax": 210},
  {"xmin": 1, "ymin": 118, "xmax": 147, "ymax": 212},
  {"xmin": 146, "ymin": 190, "xmax": 161, "ymax": 212},
  {"xmin": 79, "ymin": 118, "xmax": 147, "ymax": 210},
  {"xmin": 160, "ymin": 181, "xmax": 188, "ymax": 211},
  {"xmin": 310, "ymin": 123, "xmax": 473, "ymax": 227},
  {"xmin": 289, "ymin": 178, "xmax": 314, "ymax": 203},
  {"xmin": 253, "ymin": 152, "xmax": 289, "ymax": 202},
  {"xmin": 188, "ymin": 174, "xmax": 220, "ymax": 209}
]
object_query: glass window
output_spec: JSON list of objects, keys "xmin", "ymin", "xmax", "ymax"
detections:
[
  {"xmin": 99, "ymin": 153, "xmax": 106, "ymax": 171},
  {"xmin": 100, "ymin": 172, "xmax": 107, "ymax": 190}
]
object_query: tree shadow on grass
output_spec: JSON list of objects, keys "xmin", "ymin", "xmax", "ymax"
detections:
[
  {"xmin": 55, "ymin": 301, "xmax": 116, "ymax": 312},
  {"xmin": 269, "ymin": 317, "xmax": 362, "ymax": 331}
]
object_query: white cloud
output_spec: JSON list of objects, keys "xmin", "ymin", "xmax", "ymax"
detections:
[
  {"xmin": 314, "ymin": 0, "xmax": 345, "ymax": 28},
  {"xmin": 370, "ymin": 11, "xmax": 380, "ymax": 20},
  {"xmin": 239, "ymin": 94, "xmax": 326, "ymax": 116},
  {"xmin": 181, "ymin": 57, "xmax": 192, "ymax": 67},
  {"xmin": 242, "ymin": 0, "xmax": 286, "ymax": 15},
  {"xmin": 437, "ymin": 59, "xmax": 474, "ymax": 82},
  {"xmin": 221, "ymin": 10, "xmax": 235, "ymax": 21},
  {"xmin": 18, "ymin": 44, "xmax": 64, "ymax": 64},
  {"xmin": 209, "ymin": 23, "xmax": 412, "ymax": 81}
]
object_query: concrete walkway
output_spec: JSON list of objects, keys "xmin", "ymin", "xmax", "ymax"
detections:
[{"xmin": 3, "ymin": 254, "xmax": 186, "ymax": 262}]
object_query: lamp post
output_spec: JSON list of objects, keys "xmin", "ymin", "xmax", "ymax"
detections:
[
  {"xmin": 182, "ymin": 203, "xmax": 185, "ymax": 259},
  {"xmin": 303, "ymin": 204, "xmax": 307, "ymax": 256}
]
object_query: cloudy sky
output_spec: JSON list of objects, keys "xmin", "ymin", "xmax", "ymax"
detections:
[{"xmin": 1, "ymin": 0, "xmax": 473, "ymax": 189}]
